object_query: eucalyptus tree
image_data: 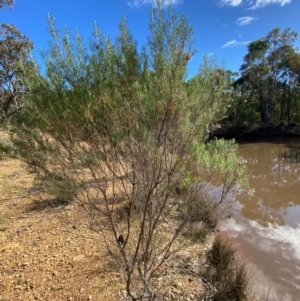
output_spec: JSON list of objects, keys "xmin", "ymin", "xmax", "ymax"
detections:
[
  {"xmin": 0, "ymin": 24, "xmax": 34, "ymax": 122},
  {"xmin": 0, "ymin": 0, "xmax": 34, "ymax": 123},
  {"xmin": 279, "ymin": 46, "xmax": 300, "ymax": 121},
  {"xmin": 8, "ymin": 1, "xmax": 246, "ymax": 299},
  {"xmin": 235, "ymin": 27, "xmax": 298, "ymax": 123}
]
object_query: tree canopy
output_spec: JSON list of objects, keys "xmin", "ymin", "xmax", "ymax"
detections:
[
  {"xmin": 0, "ymin": 0, "xmax": 33, "ymax": 123},
  {"xmin": 0, "ymin": 24, "xmax": 33, "ymax": 122},
  {"xmin": 231, "ymin": 27, "xmax": 300, "ymax": 124}
]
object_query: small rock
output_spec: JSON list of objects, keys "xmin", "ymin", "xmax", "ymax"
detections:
[
  {"xmin": 174, "ymin": 280, "xmax": 182, "ymax": 288},
  {"xmin": 14, "ymin": 285, "xmax": 22, "ymax": 290},
  {"xmin": 73, "ymin": 254, "xmax": 84, "ymax": 261}
]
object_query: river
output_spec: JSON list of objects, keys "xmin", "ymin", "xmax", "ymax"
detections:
[{"xmin": 219, "ymin": 138, "xmax": 300, "ymax": 301}]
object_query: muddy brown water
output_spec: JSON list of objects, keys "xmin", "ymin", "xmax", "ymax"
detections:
[{"xmin": 219, "ymin": 138, "xmax": 300, "ymax": 301}]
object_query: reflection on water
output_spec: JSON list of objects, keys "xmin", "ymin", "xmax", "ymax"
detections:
[
  {"xmin": 280, "ymin": 144, "xmax": 300, "ymax": 163},
  {"xmin": 220, "ymin": 138, "xmax": 300, "ymax": 301},
  {"xmin": 221, "ymin": 216, "xmax": 300, "ymax": 300},
  {"xmin": 238, "ymin": 140, "xmax": 300, "ymax": 226}
]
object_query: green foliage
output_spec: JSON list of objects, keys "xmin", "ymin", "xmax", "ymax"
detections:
[
  {"xmin": 187, "ymin": 57, "xmax": 234, "ymax": 133},
  {"xmin": 0, "ymin": 2, "xmax": 34, "ymax": 123},
  {"xmin": 12, "ymin": 9, "xmax": 243, "ymax": 198},
  {"xmin": 191, "ymin": 138, "xmax": 248, "ymax": 197},
  {"xmin": 0, "ymin": 140, "xmax": 12, "ymax": 157},
  {"xmin": 232, "ymin": 27, "xmax": 300, "ymax": 124},
  {"xmin": 7, "ymin": 1, "xmax": 247, "ymax": 299}
]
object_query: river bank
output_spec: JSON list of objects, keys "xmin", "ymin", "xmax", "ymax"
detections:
[{"xmin": 210, "ymin": 123, "xmax": 300, "ymax": 141}]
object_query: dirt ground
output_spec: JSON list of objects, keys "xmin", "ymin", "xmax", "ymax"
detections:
[{"xmin": 0, "ymin": 131, "xmax": 215, "ymax": 301}]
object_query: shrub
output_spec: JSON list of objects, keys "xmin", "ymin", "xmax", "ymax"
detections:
[{"xmin": 8, "ymin": 1, "xmax": 247, "ymax": 299}]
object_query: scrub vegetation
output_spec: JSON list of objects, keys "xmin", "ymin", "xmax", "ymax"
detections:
[{"xmin": 0, "ymin": 0, "xmax": 289, "ymax": 300}]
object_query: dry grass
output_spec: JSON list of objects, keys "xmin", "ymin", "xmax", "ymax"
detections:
[{"xmin": 199, "ymin": 234, "xmax": 254, "ymax": 301}]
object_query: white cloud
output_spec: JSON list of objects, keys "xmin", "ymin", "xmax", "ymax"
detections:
[
  {"xmin": 218, "ymin": 0, "xmax": 292, "ymax": 8},
  {"xmin": 222, "ymin": 39, "xmax": 250, "ymax": 48},
  {"xmin": 236, "ymin": 16, "xmax": 258, "ymax": 25},
  {"xmin": 220, "ymin": 217, "xmax": 300, "ymax": 262},
  {"xmin": 250, "ymin": 0, "xmax": 292, "ymax": 9},
  {"xmin": 220, "ymin": 213, "xmax": 300, "ymax": 300},
  {"xmin": 128, "ymin": 0, "xmax": 182, "ymax": 8},
  {"xmin": 248, "ymin": 220, "xmax": 300, "ymax": 262},
  {"xmin": 219, "ymin": 0, "xmax": 243, "ymax": 6},
  {"xmin": 220, "ymin": 218, "xmax": 248, "ymax": 237}
]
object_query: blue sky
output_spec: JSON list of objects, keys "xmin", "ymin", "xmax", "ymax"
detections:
[{"xmin": 1, "ymin": 0, "xmax": 299, "ymax": 77}]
